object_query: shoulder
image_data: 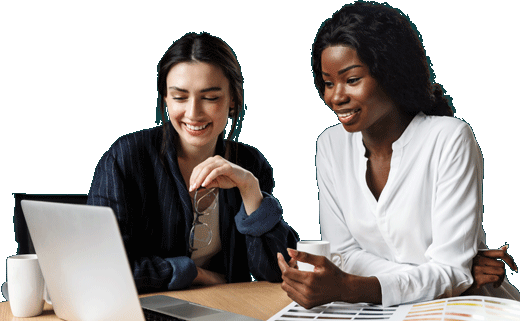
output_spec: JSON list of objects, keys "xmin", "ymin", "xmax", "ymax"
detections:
[
  {"xmin": 107, "ymin": 126, "xmax": 163, "ymax": 157},
  {"xmin": 318, "ymin": 124, "xmax": 345, "ymax": 146},
  {"xmin": 316, "ymin": 123, "xmax": 359, "ymax": 156},
  {"xmin": 226, "ymin": 141, "xmax": 267, "ymax": 170},
  {"xmin": 226, "ymin": 140, "xmax": 274, "ymax": 192},
  {"xmin": 413, "ymin": 114, "xmax": 477, "ymax": 145},
  {"xmin": 97, "ymin": 126, "xmax": 164, "ymax": 170}
]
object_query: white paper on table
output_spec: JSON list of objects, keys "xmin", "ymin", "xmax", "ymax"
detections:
[{"xmin": 268, "ymin": 296, "xmax": 520, "ymax": 320}]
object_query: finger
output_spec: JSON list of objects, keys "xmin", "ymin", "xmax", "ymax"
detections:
[
  {"xmin": 479, "ymin": 248, "xmax": 518, "ymax": 272},
  {"xmin": 288, "ymin": 258, "xmax": 299, "ymax": 269},
  {"xmin": 474, "ymin": 255, "xmax": 506, "ymax": 268},
  {"xmin": 474, "ymin": 265, "xmax": 505, "ymax": 277},
  {"xmin": 277, "ymin": 252, "xmax": 290, "ymax": 274},
  {"xmin": 189, "ymin": 157, "xmax": 220, "ymax": 191},
  {"xmin": 474, "ymin": 274, "xmax": 500, "ymax": 289},
  {"xmin": 280, "ymin": 253, "xmax": 314, "ymax": 285},
  {"xmin": 200, "ymin": 163, "xmax": 234, "ymax": 188},
  {"xmin": 281, "ymin": 281, "xmax": 312, "ymax": 309},
  {"xmin": 190, "ymin": 156, "xmax": 230, "ymax": 191},
  {"xmin": 494, "ymin": 274, "xmax": 506, "ymax": 288},
  {"xmin": 288, "ymin": 248, "xmax": 327, "ymax": 267}
]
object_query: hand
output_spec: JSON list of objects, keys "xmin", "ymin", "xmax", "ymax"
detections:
[
  {"xmin": 277, "ymin": 248, "xmax": 382, "ymax": 309},
  {"xmin": 466, "ymin": 245, "xmax": 518, "ymax": 293},
  {"xmin": 189, "ymin": 155, "xmax": 263, "ymax": 214},
  {"xmin": 277, "ymin": 249, "xmax": 343, "ymax": 309},
  {"xmin": 192, "ymin": 267, "xmax": 226, "ymax": 286}
]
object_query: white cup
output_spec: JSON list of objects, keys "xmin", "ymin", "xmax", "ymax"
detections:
[
  {"xmin": 2, "ymin": 254, "xmax": 50, "ymax": 317},
  {"xmin": 296, "ymin": 240, "xmax": 344, "ymax": 272}
]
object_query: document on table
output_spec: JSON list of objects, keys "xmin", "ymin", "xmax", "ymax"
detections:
[{"xmin": 268, "ymin": 296, "xmax": 520, "ymax": 320}]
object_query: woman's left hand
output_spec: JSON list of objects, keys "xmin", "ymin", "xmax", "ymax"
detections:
[
  {"xmin": 470, "ymin": 246, "xmax": 517, "ymax": 289},
  {"xmin": 189, "ymin": 155, "xmax": 263, "ymax": 214}
]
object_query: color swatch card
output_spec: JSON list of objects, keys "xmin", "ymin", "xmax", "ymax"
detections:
[{"xmin": 268, "ymin": 296, "xmax": 520, "ymax": 320}]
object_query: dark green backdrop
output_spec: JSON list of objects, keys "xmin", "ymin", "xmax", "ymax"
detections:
[{"xmin": 0, "ymin": 1, "xmax": 520, "ymax": 300}]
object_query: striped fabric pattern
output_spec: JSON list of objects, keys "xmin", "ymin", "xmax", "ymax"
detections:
[{"xmin": 87, "ymin": 123, "xmax": 298, "ymax": 292}]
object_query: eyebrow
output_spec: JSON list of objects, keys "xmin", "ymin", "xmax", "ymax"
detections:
[
  {"xmin": 322, "ymin": 65, "xmax": 362, "ymax": 77},
  {"xmin": 168, "ymin": 86, "xmax": 222, "ymax": 93}
]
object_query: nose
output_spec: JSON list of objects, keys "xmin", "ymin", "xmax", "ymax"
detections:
[
  {"xmin": 185, "ymin": 98, "xmax": 202, "ymax": 119},
  {"xmin": 330, "ymin": 83, "xmax": 350, "ymax": 107}
]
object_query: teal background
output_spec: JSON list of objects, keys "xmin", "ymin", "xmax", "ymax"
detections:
[{"xmin": 2, "ymin": 0, "xmax": 519, "ymax": 297}]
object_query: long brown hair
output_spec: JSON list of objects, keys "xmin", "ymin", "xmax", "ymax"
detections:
[{"xmin": 156, "ymin": 32, "xmax": 245, "ymax": 161}]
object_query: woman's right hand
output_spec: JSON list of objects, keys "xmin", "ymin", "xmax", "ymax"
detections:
[
  {"xmin": 465, "ymin": 245, "xmax": 517, "ymax": 294},
  {"xmin": 192, "ymin": 267, "xmax": 227, "ymax": 286}
]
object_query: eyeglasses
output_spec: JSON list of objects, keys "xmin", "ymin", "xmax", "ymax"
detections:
[{"xmin": 189, "ymin": 187, "xmax": 218, "ymax": 252}]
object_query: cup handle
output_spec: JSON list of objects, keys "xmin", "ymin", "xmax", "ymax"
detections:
[
  {"xmin": 331, "ymin": 253, "xmax": 344, "ymax": 271},
  {"xmin": 1, "ymin": 282, "xmax": 8, "ymax": 301},
  {"xmin": 44, "ymin": 285, "xmax": 52, "ymax": 305}
]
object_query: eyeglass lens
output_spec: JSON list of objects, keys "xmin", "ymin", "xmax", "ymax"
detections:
[{"xmin": 190, "ymin": 188, "xmax": 217, "ymax": 251}]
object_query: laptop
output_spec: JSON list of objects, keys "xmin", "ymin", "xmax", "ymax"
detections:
[{"xmin": 21, "ymin": 200, "xmax": 261, "ymax": 321}]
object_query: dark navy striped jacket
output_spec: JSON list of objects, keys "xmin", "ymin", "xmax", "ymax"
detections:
[{"xmin": 87, "ymin": 123, "xmax": 299, "ymax": 293}]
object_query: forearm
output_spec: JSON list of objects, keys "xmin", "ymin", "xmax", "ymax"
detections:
[
  {"xmin": 133, "ymin": 256, "xmax": 198, "ymax": 292},
  {"xmin": 192, "ymin": 267, "xmax": 226, "ymax": 285},
  {"xmin": 237, "ymin": 172, "xmax": 263, "ymax": 215}
]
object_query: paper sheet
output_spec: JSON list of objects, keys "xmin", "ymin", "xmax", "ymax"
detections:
[{"xmin": 268, "ymin": 296, "xmax": 520, "ymax": 320}]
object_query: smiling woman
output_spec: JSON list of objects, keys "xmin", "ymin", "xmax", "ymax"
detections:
[
  {"xmin": 86, "ymin": 32, "xmax": 298, "ymax": 293},
  {"xmin": 277, "ymin": 1, "xmax": 520, "ymax": 309}
]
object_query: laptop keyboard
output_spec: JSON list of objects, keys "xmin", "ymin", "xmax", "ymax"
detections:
[{"xmin": 143, "ymin": 308, "xmax": 183, "ymax": 321}]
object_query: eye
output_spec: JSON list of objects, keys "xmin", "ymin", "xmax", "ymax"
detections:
[
  {"xmin": 347, "ymin": 77, "xmax": 361, "ymax": 84},
  {"xmin": 172, "ymin": 96, "xmax": 187, "ymax": 101},
  {"xmin": 203, "ymin": 97, "xmax": 219, "ymax": 101},
  {"xmin": 324, "ymin": 81, "xmax": 334, "ymax": 88}
]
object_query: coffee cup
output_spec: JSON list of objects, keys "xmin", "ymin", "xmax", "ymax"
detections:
[
  {"xmin": 296, "ymin": 240, "xmax": 344, "ymax": 272},
  {"xmin": 2, "ymin": 254, "xmax": 51, "ymax": 317}
]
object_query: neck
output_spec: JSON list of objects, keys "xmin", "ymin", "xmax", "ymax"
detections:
[
  {"xmin": 362, "ymin": 110, "xmax": 414, "ymax": 158},
  {"xmin": 176, "ymin": 136, "xmax": 219, "ymax": 168}
]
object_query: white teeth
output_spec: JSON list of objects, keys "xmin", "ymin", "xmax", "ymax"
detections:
[
  {"xmin": 337, "ymin": 110, "xmax": 358, "ymax": 118},
  {"xmin": 185, "ymin": 123, "xmax": 209, "ymax": 131}
]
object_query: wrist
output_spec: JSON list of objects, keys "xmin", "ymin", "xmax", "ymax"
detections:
[{"xmin": 341, "ymin": 274, "xmax": 382, "ymax": 304}]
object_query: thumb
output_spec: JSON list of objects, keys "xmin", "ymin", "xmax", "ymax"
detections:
[{"xmin": 287, "ymin": 248, "xmax": 323, "ymax": 266}]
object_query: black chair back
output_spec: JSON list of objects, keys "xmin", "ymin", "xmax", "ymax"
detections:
[{"xmin": 13, "ymin": 193, "xmax": 88, "ymax": 254}]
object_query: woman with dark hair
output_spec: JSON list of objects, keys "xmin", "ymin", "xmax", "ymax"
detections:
[
  {"xmin": 87, "ymin": 32, "xmax": 298, "ymax": 293},
  {"xmin": 278, "ymin": 1, "xmax": 519, "ymax": 308}
]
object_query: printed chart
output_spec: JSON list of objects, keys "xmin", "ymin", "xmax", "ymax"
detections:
[{"xmin": 268, "ymin": 296, "xmax": 520, "ymax": 321}]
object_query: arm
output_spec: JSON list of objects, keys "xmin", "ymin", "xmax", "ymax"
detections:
[
  {"xmin": 189, "ymin": 149, "xmax": 299, "ymax": 282},
  {"xmin": 87, "ymin": 147, "xmax": 197, "ymax": 292},
  {"xmin": 316, "ymin": 124, "xmax": 481, "ymax": 306}
]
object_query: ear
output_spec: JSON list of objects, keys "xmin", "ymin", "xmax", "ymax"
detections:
[{"xmin": 228, "ymin": 100, "xmax": 235, "ymax": 117}]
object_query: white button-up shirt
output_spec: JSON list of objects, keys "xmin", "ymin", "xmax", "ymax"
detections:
[{"xmin": 317, "ymin": 113, "xmax": 486, "ymax": 306}]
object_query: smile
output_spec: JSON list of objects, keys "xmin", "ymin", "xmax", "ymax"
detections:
[
  {"xmin": 185, "ymin": 123, "xmax": 209, "ymax": 131},
  {"xmin": 336, "ymin": 109, "xmax": 360, "ymax": 118}
]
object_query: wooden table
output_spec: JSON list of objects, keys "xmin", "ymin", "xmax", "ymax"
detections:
[{"xmin": 0, "ymin": 281, "xmax": 292, "ymax": 320}]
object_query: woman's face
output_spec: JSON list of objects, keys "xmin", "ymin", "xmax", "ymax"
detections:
[
  {"xmin": 321, "ymin": 45, "xmax": 397, "ymax": 134},
  {"xmin": 165, "ymin": 62, "xmax": 232, "ymax": 153}
]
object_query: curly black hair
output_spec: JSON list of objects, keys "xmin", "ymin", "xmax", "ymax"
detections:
[{"xmin": 312, "ymin": 1, "xmax": 453, "ymax": 117}]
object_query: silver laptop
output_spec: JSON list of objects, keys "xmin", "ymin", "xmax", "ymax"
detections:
[{"xmin": 21, "ymin": 200, "xmax": 260, "ymax": 321}]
